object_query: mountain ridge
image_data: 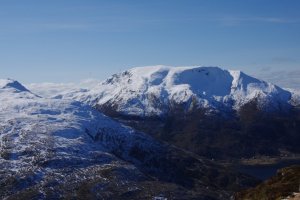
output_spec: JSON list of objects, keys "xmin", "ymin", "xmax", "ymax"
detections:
[
  {"xmin": 0, "ymin": 78, "xmax": 30, "ymax": 92},
  {"xmin": 37, "ymin": 66, "xmax": 300, "ymax": 161},
  {"xmin": 52, "ymin": 66, "xmax": 296, "ymax": 118}
]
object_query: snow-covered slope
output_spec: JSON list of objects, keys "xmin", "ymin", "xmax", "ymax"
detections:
[
  {"xmin": 0, "ymin": 78, "xmax": 170, "ymax": 172},
  {"xmin": 61, "ymin": 66, "xmax": 294, "ymax": 117},
  {"xmin": 1, "ymin": 78, "xmax": 254, "ymax": 199},
  {"xmin": 0, "ymin": 79, "xmax": 165, "ymax": 198},
  {"xmin": 0, "ymin": 79, "xmax": 134, "ymax": 142},
  {"xmin": 286, "ymin": 88, "xmax": 300, "ymax": 106}
]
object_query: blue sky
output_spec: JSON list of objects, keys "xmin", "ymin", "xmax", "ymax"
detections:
[{"xmin": 0, "ymin": 0, "xmax": 300, "ymax": 88}]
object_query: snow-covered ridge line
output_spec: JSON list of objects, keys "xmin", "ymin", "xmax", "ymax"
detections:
[{"xmin": 51, "ymin": 65, "xmax": 296, "ymax": 117}]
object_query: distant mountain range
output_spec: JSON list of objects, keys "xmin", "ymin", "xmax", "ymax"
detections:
[{"xmin": 37, "ymin": 66, "xmax": 299, "ymax": 118}]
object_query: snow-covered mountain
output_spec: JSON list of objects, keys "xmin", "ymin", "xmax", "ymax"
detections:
[
  {"xmin": 57, "ymin": 66, "xmax": 296, "ymax": 118},
  {"xmin": 286, "ymin": 88, "xmax": 300, "ymax": 106},
  {"xmin": 0, "ymin": 78, "xmax": 255, "ymax": 199}
]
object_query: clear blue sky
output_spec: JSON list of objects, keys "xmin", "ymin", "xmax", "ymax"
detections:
[{"xmin": 1, "ymin": 0, "xmax": 300, "ymax": 88}]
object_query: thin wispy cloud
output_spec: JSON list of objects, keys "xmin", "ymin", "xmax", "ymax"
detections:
[
  {"xmin": 217, "ymin": 16, "xmax": 300, "ymax": 26},
  {"xmin": 0, "ymin": 20, "xmax": 94, "ymax": 34},
  {"xmin": 2, "ymin": 13, "xmax": 298, "ymax": 34},
  {"xmin": 40, "ymin": 23, "xmax": 93, "ymax": 31},
  {"xmin": 0, "ymin": 17, "xmax": 177, "ymax": 34},
  {"xmin": 271, "ymin": 56, "xmax": 297, "ymax": 64}
]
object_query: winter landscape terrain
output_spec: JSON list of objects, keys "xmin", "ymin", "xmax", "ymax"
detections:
[
  {"xmin": 1, "ymin": 66, "xmax": 300, "ymax": 199},
  {"xmin": 28, "ymin": 66, "xmax": 300, "ymax": 160},
  {"xmin": 28, "ymin": 66, "xmax": 299, "ymax": 116}
]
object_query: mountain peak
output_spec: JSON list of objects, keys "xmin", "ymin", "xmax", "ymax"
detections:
[
  {"xmin": 97, "ymin": 66, "xmax": 292, "ymax": 116},
  {"xmin": 46, "ymin": 65, "xmax": 295, "ymax": 117},
  {"xmin": 0, "ymin": 78, "xmax": 29, "ymax": 92}
]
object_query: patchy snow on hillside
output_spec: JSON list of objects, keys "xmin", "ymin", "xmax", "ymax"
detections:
[{"xmin": 0, "ymin": 78, "xmax": 161, "ymax": 198}]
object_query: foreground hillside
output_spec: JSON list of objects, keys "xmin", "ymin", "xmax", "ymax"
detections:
[
  {"xmin": 0, "ymin": 79, "xmax": 258, "ymax": 199},
  {"xmin": 235, "ymin": 165, "xmax": 300, "ymax": 200}
]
